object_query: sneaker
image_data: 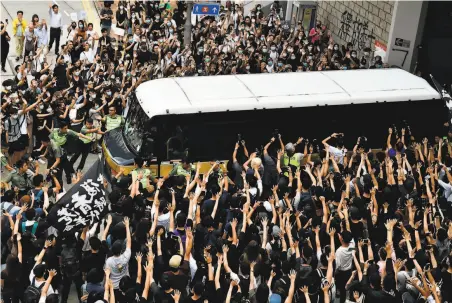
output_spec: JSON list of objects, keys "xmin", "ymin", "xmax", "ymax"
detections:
[
  {"xmin": 1, "ymin": 68, "xmax": 6, "ymax": 73},
  {"xmin": 55, "ymin": 52, "xmax": 59, "ymax": 56},
  {"xmin": 66, "ymin": 178, "xmax": 72, "ymax": 185}
]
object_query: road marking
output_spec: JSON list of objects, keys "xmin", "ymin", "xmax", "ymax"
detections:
[{"xmin": 64, "ymin": 10, "xmax": 69, "ymax": 16}]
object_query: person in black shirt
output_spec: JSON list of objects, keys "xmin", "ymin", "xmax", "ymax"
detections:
[
  {"xmin": 54, "ymin": 56, "xmax": 69, "ymax": 90},
  {"xmin": 100, "ymin": 2, "xmax": 113, "ymax": 35},
  {"xmin": 0, "ymin": 21, "xmax": 10, "ymax": 73}
]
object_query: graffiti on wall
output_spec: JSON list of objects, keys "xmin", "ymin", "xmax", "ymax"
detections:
[{"xmin": 338, "ymin": 11, "xmax": 376, "ymax": 50}]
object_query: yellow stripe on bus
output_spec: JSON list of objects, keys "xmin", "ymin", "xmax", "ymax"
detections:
[{"xmin": 102, "ymin": 142, "xmax": 228, "ymax": 177}]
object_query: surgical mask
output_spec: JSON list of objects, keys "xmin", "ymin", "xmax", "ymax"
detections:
[
  {"xmin": 155, "ymin": 16, "xmax": 160, "ymax": 20},
  {"xmin": 119, "ymin": 6, "xmax": 124, "ymax": 10},
  {"xmin": 141, "ymin": 39, "xmax": 146, "ymax": 43},
  {"xmin": 308, "ymin": 46, "xmax": 312, "ymax": 51},
  {"xmin": 146, "ymin": 19, "xmax": 151, "ymax": 24},
  {"xmin": 278, "ymin": 62, "xmax": 283, "ymax": 67},
  {"xmin": 257, "ymin": 6, "xmax": 261, "ymax": 10},
  {"xmin": 334, "ymin": 46, "xmax": 338, "ymax": 50},
  {"xmin": 39, "ymin": 105, "xmax": 44, "ymax": 110},
  {"xmin": 169, "ymin": 29, "xmax": 173, "ymax": 34},
  {"xmin": 364, "ymin": 52, "xmax": 370, "ymax": 56},
  {"xmin": 46, "ymin": 107, "xmax": 53, "ymax": 113},
  {"xmin": 238, "ymin": 49, "xmax": 243, "ymax": 54},
  {"xmin": 94, "ymin": 103, "xmax": 98, "ymax": 108},
  {"xmin": 290, "ymin": 55, "xmax": 296, "ymax": 60},
  {"xmin": 167, "ymin": 21, "xmax": 171, "ymax": 27},
  {"xmin": 287, "ymin": 48, "xmax": 293, "ymax": 53},
  {"xmin": 198, "ymin": 48, "xmax": 204, "ymax": 53},
  {"xmin": 268, "ymin": 61, "xmax": 273, "ymax": 66},
  {"xmin": 246, "ymin": 66, "xmax": 250, "ymax": 70},
  {"xmin": 262, "ymin": 48, "xmax": 267, "ymax": 53},
  {"xmin": 205, "ymin": 58, "xmax": 211, "ymax": 62},
  {"xmin": 271, "ymin": 46, "xmax": 276, "ymax": 51},
  {"xmin": 90, "ymin": 94, "xmax": 96, "ymax": 98},
  {"xmin": 351, "ymin": 53, "xmax": 357, "ymax": 58},
  {"xmin": 106, "ymin": 91, "xmax": 111, "ymax": 96},
  {"xmin": 75, "ymin": 71, "xmax": 80, "ymax": 76},
  {"xmin": 308, "ymin": 56, "xmax": 312, "ymax": 61},
  {"xmin": 12, "ymin": 114, "xmax": 18, "ymax": 119},
  {"xmin": 260, "ymin": 36, "xmax": 265, "ymax": 41},
  {"xmin": 79, "ymin": 24, "xmax": 84, "ymax": 29}
]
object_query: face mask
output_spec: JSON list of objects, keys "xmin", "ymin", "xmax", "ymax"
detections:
[
  {"xmin": 205, "ymin": 58, "xmax": 211, "ymax": 63},
  {"xmin": 169, "ymin": 29, "xmax": 173, "ymax": 34},
  {"xmin": 291, "ymin": 55, "xmax": 296, "ymax": 60},
  {"xmin": 257, "ymin": 7, "xmax": 261, "ymax": 11},
  {"xmin": 351, "ymin": 53, "xmax": 357, "ymax": 58},
  {"xmin": 141, "ymin": 39, "xmax": 146, "ymax": 43},
  {"xmin": 271, "ymin": 46, "xmax": 276, "ymax": 51},
  {"xmin": 278, "ymin": 62, "xmax": 283, "ymax": 67},
  {"xmin": 246, "ymin": 66, "xmax": 250, "ymax": 70},
  {"xmin": 308, "ymin": 46, "xmax": 312, "ymax": 51},
  {"xmin": 252, "ymin": 19, "xmax": 256, "ymax": 23},
  {"xmin": 198, "ymin": 48, "xmax": 204, "ymax": 53},
  {"xmin": 262, "ymin": 48, "xmax": 267, "ymax": 53},
  {"xmin": 167, "ymin": 22, "xmax": 171, "ymax": 27},
  {"xmin": 90, "ymin": 94, "xmax": 96, "ymax": 99},
  {"xmin": 39, "ymin": 105, "xmax": 44, "ymax": 110},
  {"xmin": 308, "ymin": 56, "xmax": 312, "ymax": 61},
  {"xmin": 12, "ymin": 114, "xmax": 18, "ymax": 119},
  {"xmin": 94, "ymin": 103, "xmax": 98, "ymax": 108},
  {"xmin": 238, "ymin": 49, "xmax": 243, "ymax": 54},
  {"xmin": 155, "ymin": 15, "xmax": 160, "ymax": 20},
  {"xmin": 79, "ymin": 24, "xmax": 84, "ymax": 29},
  {"xmin": 364, "ymin": 52, "xmax": 369, "ymax": 56},
  {"xmin": 106, "ymin": 91, "xmax": 111, "ymax": 96},
  {"xmin": 146, "ymin": 19, "xmax": 151, "ymax": 24},
  {"xmin": 46, "ymin": 107, "xmax": 53, "ymax": 113},
  {"xmin": 287, "ymin": 48, "xmax": 293, "ymax": 53},
  {"xmin": 268, "ymin": 61, "xmax": 273, "ymax": 66},
  {"xmin": 75, "ymin": 71, "xmax": 80, "ymax": 76},
  {"xmin": 120, "ymin": 6, "xmax": 124, "ymax": 10}
]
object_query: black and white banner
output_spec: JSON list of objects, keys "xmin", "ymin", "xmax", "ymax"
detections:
[{"xmin": 48, "ymin": 159, "xmax": 108, "ymax": 233}]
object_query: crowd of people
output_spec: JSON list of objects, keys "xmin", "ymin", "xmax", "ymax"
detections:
[{"xmin": 0, "ymin": 1, "xmax": 450, "ymax": 303}]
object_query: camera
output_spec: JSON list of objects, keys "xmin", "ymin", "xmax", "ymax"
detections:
[{"xmin": 272, "ymin": 129, "xmax": 279, "ymax": 139}]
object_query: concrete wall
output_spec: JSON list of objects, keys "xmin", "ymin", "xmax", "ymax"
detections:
[
  {"xmin": 386, "ymin": 1, "xmax": 427, "ymax": 71},
  {"xmin": 316, "ymin": 1, "xmax": 394, "ymax": 53}
]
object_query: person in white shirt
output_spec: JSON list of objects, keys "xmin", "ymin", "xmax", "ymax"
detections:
[
  {"xmin": 80, "ymin": 42, "xmax": 96, "ymax": 64},
  {"xmin": 48, "ymin": 4, "xmax": 62, "ymax": 55},
  {"xmin": 35, "ymin": 20, "xmax": 49, "ymax": 61},
  {"xmin": 29, "ymin": 252, "xmax": 56, "ymax": 297}
]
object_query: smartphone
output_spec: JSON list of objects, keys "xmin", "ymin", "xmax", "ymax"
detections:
[{"xmin": 5, "ymin": 19, "xmax": 8, "ymax": 23}]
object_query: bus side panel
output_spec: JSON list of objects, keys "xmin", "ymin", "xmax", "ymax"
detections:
[{"xmin": 174, "ymin": 99, "xmax": 445, "ymax": 161}]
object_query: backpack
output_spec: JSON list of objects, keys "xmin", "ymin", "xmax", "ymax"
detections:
[
  {"xmin": 21, "ymin": 222, "xmax": 38, "ymax": 235},
  {"xmin": 61, "ymin": 246, "xmax": 79, "ymax": 277},
  {"xmin": 317, "ymin": 268, "xmax": 335, "ymax": 300},
  {"xmin": 24, "ymin": 277, "xmax": 44, "ymax": 303}
]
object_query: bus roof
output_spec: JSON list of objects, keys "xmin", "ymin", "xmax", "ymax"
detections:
[{"xmin": 135, "ymin": 68, "xmax": 440, "ymax": 118}]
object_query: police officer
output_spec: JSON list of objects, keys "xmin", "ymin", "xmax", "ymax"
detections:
[
  {"xmin": 282, "ymin": 137, "xmax": 306, "ymax": 172},
  {"xmin": 47, "ymin": 121, "xmax": 91, "ymax": 184},
  {"xmin": 70, "ymin": 118, "xmax": 104, "ymax": 172},
  {"xmin": 101, "ymin": 105, "xmax": 124, "ymax": 132}
]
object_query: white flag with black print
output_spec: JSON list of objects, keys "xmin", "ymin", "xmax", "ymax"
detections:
[{"xmin": 48, "ymin": 159, "xmax": 108, "ymax": 233}]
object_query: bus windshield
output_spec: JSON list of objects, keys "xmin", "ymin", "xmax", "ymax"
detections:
[{"xmin": 123, "ymin": 95, "xmax": 151, "ymax": 154}]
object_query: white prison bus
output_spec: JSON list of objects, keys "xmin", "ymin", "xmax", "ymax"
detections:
[{"xmin": 102, "ymin": 68, "xmax": 441, "ymax": 176}]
